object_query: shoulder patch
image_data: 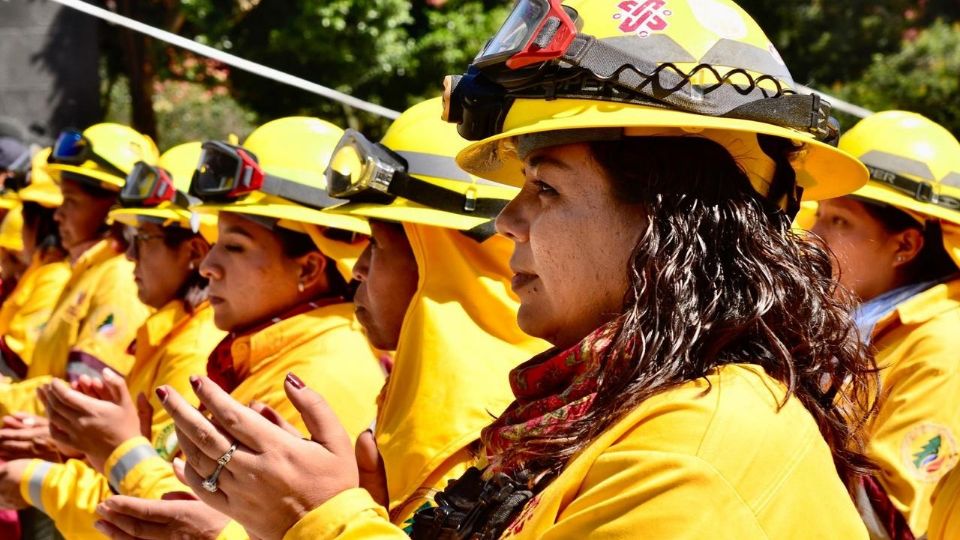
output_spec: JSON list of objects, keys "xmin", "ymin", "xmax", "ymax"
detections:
[
  {"xmin": 97, "ymin": 313, "xmax": 117, "ymax": 336},
  {"xmin": 902, "ymin": 423, "xmax": 959, "ymax": 482},
  {"xmin": 154, "ymin": 423, "xmax": 179, "ymax": 461}
]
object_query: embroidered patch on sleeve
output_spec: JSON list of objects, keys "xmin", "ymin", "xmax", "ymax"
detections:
[
  {"xmin": 97, "ymin": 314, "xmax": 117, "ymax": 337},
  {"xmin": 154, "ymin": 423, "xmax": 179, "ymax": 461},
  {"xmin": 902, "ymin": 423, "xmax": 959, "ymax": 483}
]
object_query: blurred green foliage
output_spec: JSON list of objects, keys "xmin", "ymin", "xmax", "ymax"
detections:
[
  {"xmin": 838, "ymin": 21, "xmax": 960, "ymax": 137},
  {"xmin": 104, "ymin": 77, "xmax": 256, "ymax": 151}
]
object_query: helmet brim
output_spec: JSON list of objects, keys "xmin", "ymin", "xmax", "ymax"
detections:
[
  {"xmin": 193, "ymin": 195, "xmax": 371, "ymax": 236},
  {"xmin": 852, "ymin": 183, "xmax": 960, "ymax": 226},
  {"xmin": 46, "ymin": 163, "xmax": 125, "ymax": 191},
  {"xmin": 456, "ymin": 98, "xmax": 868, "ymax": 201},
  {"xmin": 109, "ymin": 206, "xmax": 219, "ymax": 243}
]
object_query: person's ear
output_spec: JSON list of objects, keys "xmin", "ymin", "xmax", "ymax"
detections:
[
  {"xmin": 297, "ymin": 251, "xmax": 328, "ymax": 291},
  {"xmin": 892, "ymin": 227, "xmax": 924, "ymax": 268},
  {"xmin": 185, "ymin": 237, "xmax": 211, "ymax": 270}
]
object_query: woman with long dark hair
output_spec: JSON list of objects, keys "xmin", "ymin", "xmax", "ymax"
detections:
[{"xmin": 100, "ymin": 1, "xmax": 878, "ymax": 538}]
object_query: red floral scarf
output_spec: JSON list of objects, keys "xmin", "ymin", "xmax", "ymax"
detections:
[{"xmin": 481, "ymin": 323, "xmax": 617, "ymax": 476}]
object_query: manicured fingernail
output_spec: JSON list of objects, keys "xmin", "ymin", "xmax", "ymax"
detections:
[
  {"xmin": 93, "ymin": 520, "xmax": 107, "ymax": 532},
  {"xmin": 189, "ymin": 375, "xmax": 202, "ymax": 391},
  {"xmin": 285, "ymin": 372, "xmax": 305, "ymax": 390},
  {"xmin": 155, "ymin": 387, "xmax": 169, "ymax": 403},
  {"xmin": 102, "ymin": 367, "xmax": 118, "ymax": 379}
]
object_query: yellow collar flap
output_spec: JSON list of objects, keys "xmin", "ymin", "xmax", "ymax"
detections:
[{"xmin": 228, "ymin": 301, "xmax": 355, "ymax": 375}]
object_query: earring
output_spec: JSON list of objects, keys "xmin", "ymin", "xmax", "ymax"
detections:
[
  {"xmin": 297, "ymin": 282, "xmax": 305, "ymax": 292},
  {"xmin": 895, "ymin": 256, "xmax": 905, "ymax": 263},
  {"xmin": 189, "ymin": 261, "xmax": 196, "ymax": 270}
]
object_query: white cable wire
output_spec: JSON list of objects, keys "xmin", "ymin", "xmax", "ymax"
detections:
[
  {"xmin": 795, "ymin": 84, "xmax": 873, "ymax": 119},
  {"xmin": 50, "ymin": 0, "xmax": 401, "ymax": 120}
]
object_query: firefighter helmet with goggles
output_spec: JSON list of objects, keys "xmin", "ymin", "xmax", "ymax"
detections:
[
  {"xmin": 840, "ymin": 111, "xmax": 960, "ymax": 226},
  {"xmin": 46, "ymin": 123, "xmax": 159, "ymax": 191},
  {"xmin": 323, "ymin": 98, "xmax": 518, "ymax": 237},
  {"xmin": 190, "ymin": 117, "xmax": 370, "ymax": 237},
  {"xmin": 15, "ymin": 148, "xmax": 62, "ymax": 209},
  {"xmin": 111, "ymin": 142, "xmax": 217, "ymax": 242},
  {"xmin": 443, "ymin": 0, "xmax": 868, "ymax": 206}
]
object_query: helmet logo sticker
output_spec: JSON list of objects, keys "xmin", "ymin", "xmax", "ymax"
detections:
[
  {"xmin": 901, "ymin": 423, "xmax": 959, "ymax": 483},
  {"xmin": 689, "ymin": 0, "xmax": 748, "ymax": 39},
  {"xmin": 613, "ymin": 0, "xmax": 672, "ymax": 38}
]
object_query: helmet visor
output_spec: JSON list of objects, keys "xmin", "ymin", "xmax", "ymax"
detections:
[
  {"xmin": 121, "ymin": 161, "xmax": 176, "ymax": 207},
  {"xmin": 475, "ymin": 0, "xmax": 577, "ymax": 69},
  {"xmin": 326, "ymin": 130, "xmax": 397, "ymax": 203},
  {"xmin": 191, "ymin": 142, "xmax": 261, "ymax": 201},
  {"xmin": 51, "ymin": 130, "xmax": 88, "ymax": 163}
]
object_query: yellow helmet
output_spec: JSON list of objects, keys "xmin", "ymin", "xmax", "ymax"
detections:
[
  {"xmin": 190, "ymin": 117, "xmax": 370, "ymax": 280},
  {"xmin": 46, "ymin": 123, "xmax": 160, "ymax": 191},
  {"xmin": 191, "ymin": 117, "xmax": 369, "ymax": 235},
  {"xmin": 110, "ymin": 142, "xmax": 217, "ymax": 242},
  {"xmin": 0, "ymin": 203, "xmax": 24, "ymax": 252},
  {"xmin": 16, "ymin": 148, "xmax": 62, "ymax": 208},
  {"xmin": 324, "ymin": 98, "xmax": 518, "ymax": 235},
  {"xmin": 840, "ymin": 111, "xmax": 960, "ymax": 225},
  {"xmin": 443, "ymin": 0, "xmax": 867, "ymax": 206}
]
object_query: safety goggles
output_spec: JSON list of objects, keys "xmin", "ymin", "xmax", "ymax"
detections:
[
  {"xmin": 474, "ymin": 0, "xmax": 578, "ymax": 70},
  {"xmin": 443, "ymin": 0, "xmax": 836, "ymax": 143},
  {"xmin": 190, "ymin": 141, "xmax": 341, "ymax": 209},
  {"xmin": 120, "ymin": 161, "xmax": 196, "ymax": 208},
  {"xmin": 48, "ymin": 129, "xmax": 129, "ymax": 178},
  {"xmin": 326, "ymin": 129, "xmax": 507, "ymax": 219}
]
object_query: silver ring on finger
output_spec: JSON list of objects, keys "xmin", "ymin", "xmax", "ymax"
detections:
[{"xmin": 201, "ymin": 442, "xmax": 238, "ymax": 493}]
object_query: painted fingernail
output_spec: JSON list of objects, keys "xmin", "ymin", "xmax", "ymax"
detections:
[
  {"xmin": 286, "ymin": 372, "xmax": 305, "ymax": 390},
  {"xmin": 189, "ymin": 375, "xmax": 202, "ymax": 391},
  {"xmin": 155, "ymin": 386, "xmax": 169, "ymax": 403}
]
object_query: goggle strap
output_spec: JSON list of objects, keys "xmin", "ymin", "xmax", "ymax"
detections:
[
  {"xmin": 387, "ymin": 173, "xmax": 507, "ymax": 219},
  {"xmin": 174, "ymin": 190, "xmax": 202, "ymax": 209},
  {"xmin": 261, "ymin": 174, "xmax": 345, "ymax": 209},
  {"xmin": 559, "ymin": 35, "xmax": 833, "ymax": 141},
  {"xmin": 866, "ymin": 166, "xmax": 960, "ymax": 211},
  {"xmin": 460, "ymin": 219, "xmax": 499, "ymax": 243}
]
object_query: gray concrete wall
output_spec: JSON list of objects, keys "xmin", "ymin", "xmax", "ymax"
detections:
[{"xmin": 0, "ymin": 0, "xmax": 100, "ymax": 144}]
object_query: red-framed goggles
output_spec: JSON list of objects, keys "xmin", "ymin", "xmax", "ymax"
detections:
[
  {"xmin": 190, "ymin": 141, "xmax": 341, "ymax": 209},
  {"xmin": 326, "ymin": 129, "xmax": 507, "ymax": 219},
  {"xmin": 474, "ymin": 0, "xmax": 579, "ymax": 69},
  {"xmin": 48, "ymin": 129, "xmax": 129, "ymax": 178},
  {"xmin": 120, "ymin": 161, "xmax": 196, "ymax": 208}
]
